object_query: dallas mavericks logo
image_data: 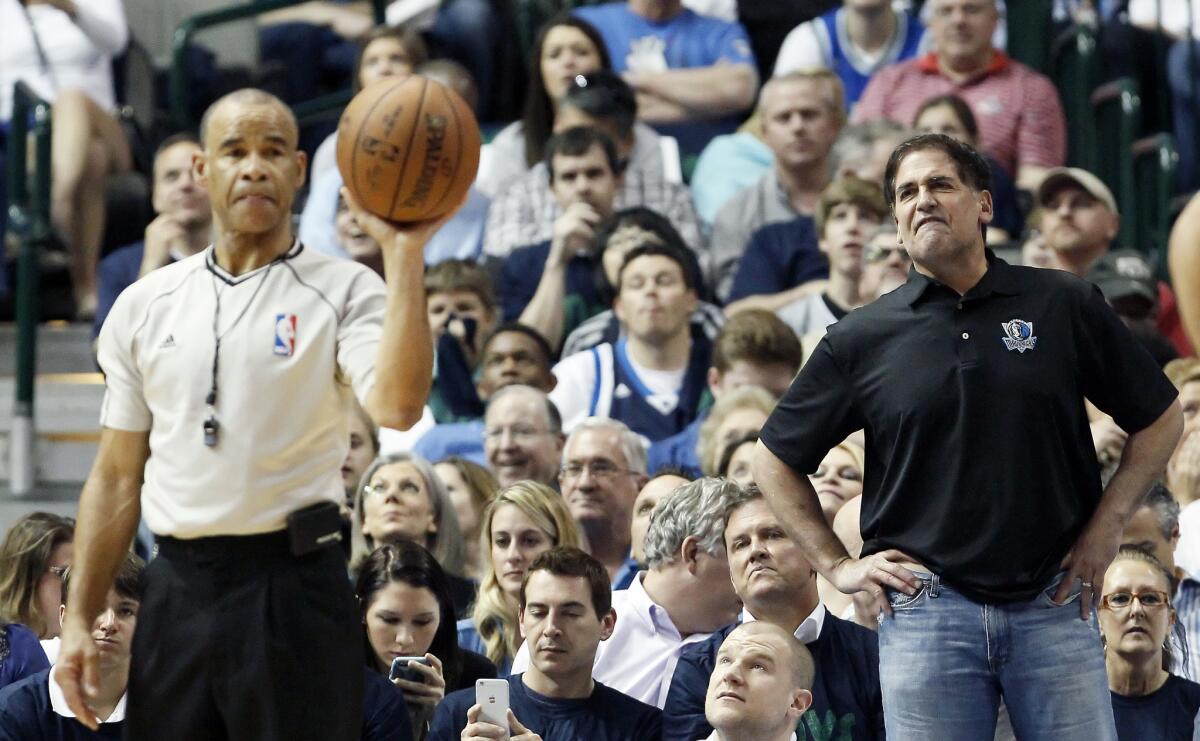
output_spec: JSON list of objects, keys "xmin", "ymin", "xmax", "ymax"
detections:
[
  {"xmin": 1001, "ymin": 319, "xmax": 1037, "ymax": 353},
  {"xmin": 274, "ymin": 314, "xmax": 297, "ymax": 357}
]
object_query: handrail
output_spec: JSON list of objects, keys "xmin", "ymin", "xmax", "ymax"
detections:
[
  {"xmin": 169, "ymin": 0, "xmax": 388, "ymax": 131},
  {"xmin": 7, "ymin": 82, "xmax": 54, "ymax": 497}
]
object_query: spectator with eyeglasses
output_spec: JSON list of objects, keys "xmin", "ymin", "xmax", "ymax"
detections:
[
  {"xmin": 858, "ymin": 228, "xmax": 911, "ymax": 304},
  {"xmin": 558, "ymin": 418, "xmax": 649, "ymax": 589},
  {"xmin": 0, "ymin": 514, "xmax": 73, "ymax": 690},
  {"xmin": 352, "ymin": 453, "xmax": 474, "ymax": 618},
  {"xmin": 482, "ymin": 386, "xmax": 565, "ymax": 490},
  {"xmin": 1100, "ymin": 546, "xmax": 1200, "ymax": 739}
]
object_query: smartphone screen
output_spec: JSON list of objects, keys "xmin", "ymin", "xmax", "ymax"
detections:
[{"xmin": 476, "ymin": 678, "xmax": 510, "ymax": 730}]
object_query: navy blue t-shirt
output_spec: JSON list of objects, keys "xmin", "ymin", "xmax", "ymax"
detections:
[
  {"xmin": 499, "ymin": 240, "xmax": 606, "ymax": 330},
  {"xmin": 1112, "ymin": 674, "xmax": 1200, "ymax": 741},
  {"xmin": 94, "ymin": 241, "xmax": 148, "ymax": 339},
  {"xmin": 663, "ymin": 613, "xmax": 884, "ymax": 741},
  {"xmin": 727, "ymin": 216, "xmax": 827, "ymax": 302},
  {"xmin": 0, "ymin": 669, "xmax": 123, "ymax": 740},
  {"xmin": 427, "ymin": 674, "xmax": 662, "ymax": 741}
]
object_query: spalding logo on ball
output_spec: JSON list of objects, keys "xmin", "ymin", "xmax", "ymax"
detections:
[{"xmin": 336, "ymin": 76, "xmax": 481, "ymax": 223}]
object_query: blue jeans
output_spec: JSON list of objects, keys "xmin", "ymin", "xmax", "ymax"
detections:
[{"xmin": 879, "ymin": 572, "xmax": 1116, "ymax": 741}]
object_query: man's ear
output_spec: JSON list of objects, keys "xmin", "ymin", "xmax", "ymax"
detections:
[
  {"xmin": 978, "ymin": 189, "xmax": 994, "ymax": 226},
  {"xmin": 707, "ymin": 366, "xmax": 722, "ymax": 397},
  {"xmin": 518, "ymin": 607, "xmax": 528, "ymax": 639},
  {"xmin": 544, "ymin": 372, "xmax": 558, "ymax": 393},
  {"xmin": 681, "ymin": 535, "xmax": 700, "ymax": 574},
  {"xmin": 791, "ymin": 688, "xmax": 814, "ymax": 717},
  {"xmin": 598, "ymin": 608, "xmax": 617, "ymax": 641},
  {"xmin": 59, "ymin": 604, "xmax": 67, "ymax": 629},
  {"xmin": 193, "ymin": 151, "xmax": 208, "ymax": 188}
]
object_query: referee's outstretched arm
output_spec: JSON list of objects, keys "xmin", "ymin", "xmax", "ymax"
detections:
[
  {"xmin": 346, "ymin": 187, "xmax": 469, "ymax": 431},
  {"xmin": 55, "ymin": 427, "xmax": 150, "ymax": 730}
]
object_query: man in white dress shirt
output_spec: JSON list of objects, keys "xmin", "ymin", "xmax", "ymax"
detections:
[{"xmin": 703, "ymin": 621, "xmax": 815, "ymax": 741}]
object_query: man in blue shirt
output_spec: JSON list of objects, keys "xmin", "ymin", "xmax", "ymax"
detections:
[
  {"xmin": 501, "ymin": 127, "xmax": 623, "ymax": 352},
  {"xmin": 664, "ymin": 484, "xmax": 884, "ymax": 741},
  {"xmin": 575, "ymin": 0, "xmax": 758, "ymax": 151},
  {"xmin": 429, "ymin": 547, "xmax": 662, "ymax": 740},
  {"xmin": 94, "ymin": 134, "xmax": 211, "ymax": 337},
  {"xmin": 0, "ymin": 553, "xmax": 145, "ymax": 740}
]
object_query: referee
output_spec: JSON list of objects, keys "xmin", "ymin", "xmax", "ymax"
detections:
[
  {"xmin": 753, "ymin": 134, "xmax": 1182, "ymax": 739},
  {"xmin": 55, "ymin": 89, "xmax": 459, "ymax": 738}
]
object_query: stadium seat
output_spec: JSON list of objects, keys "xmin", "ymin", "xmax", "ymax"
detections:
[
  {"xmin": 1132, "ymin": 132, "xmax": 1178, "ymax": 266},
  {"xmin": 1005, "ymin": 0, "xmax": 1053, "ymax": 74},
  {"xmin": 1050, "ymin": 24, "xmax": 1102, "ymax": 172},
  {"xmin": 1091, "ymin": 77, "xmax": 1141, "ymax": 249}
]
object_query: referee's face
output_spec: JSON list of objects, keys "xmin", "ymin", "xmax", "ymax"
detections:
[{"xmin": 197, "ymin": 99, "xmax": 306, "ymax": 237}]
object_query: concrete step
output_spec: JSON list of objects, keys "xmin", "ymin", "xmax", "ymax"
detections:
[
  {"xmin": 0, "ymin": 322, "xmax": 98, "ymax": 376},
  {"xmin": 0, "ymin": 374, "xmax": 103, "ymax": 488}
]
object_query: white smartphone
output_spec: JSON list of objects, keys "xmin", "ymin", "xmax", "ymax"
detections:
[{"xmin": 475, "ymin": 678, "xmax": 510, "ymax": 731}]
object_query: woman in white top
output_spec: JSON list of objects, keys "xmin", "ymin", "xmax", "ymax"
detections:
[
  {"xmin": 0, "ymin": 0, "xmax": 131, "ymax": 319},
  {"xmin": 476, "ymin": 14, "xmax": 610, "ymax": 198}
]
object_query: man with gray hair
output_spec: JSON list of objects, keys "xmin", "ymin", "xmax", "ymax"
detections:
[
  {"xmin": 559, "ymin": 417, "xmax": 649, "ymax": 589},
  {"xmin": 509, "ymin": 476, "xmax": 743, "ymax": 707},
  {"xmin": 710, "ymin": 71, "xmax": 844, "ymax": 301},
  {"xmin": 483, "ymin": 384, "xmax": 564, "ymax": 488}
]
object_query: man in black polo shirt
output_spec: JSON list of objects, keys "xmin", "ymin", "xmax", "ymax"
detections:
[{"xmin": 753, "ymin": 133, "xmax": 1183, "ymax": 741}]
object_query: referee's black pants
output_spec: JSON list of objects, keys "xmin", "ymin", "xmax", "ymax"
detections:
[{"xmin": 125, "ymin": 531, "xmax": 364, "ymax": 740}]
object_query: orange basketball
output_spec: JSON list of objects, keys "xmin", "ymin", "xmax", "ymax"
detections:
[{"xmin": 336, "ymin": 76, "xmax": 480, "ymax": 223}]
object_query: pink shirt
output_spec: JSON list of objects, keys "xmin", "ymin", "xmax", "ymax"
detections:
[{"xmin": 854, "ymin": 52, "xmax": 1066, "ymax": 176}]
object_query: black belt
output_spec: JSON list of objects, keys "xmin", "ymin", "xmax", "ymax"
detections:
[{"xmin": 155, "ymin": 529, "xmax": 291, "ymax": 561}]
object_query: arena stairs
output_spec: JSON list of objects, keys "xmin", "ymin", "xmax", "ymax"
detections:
[{"xmin": 0, "ymin": 322, "xmax": 101, "ymax": 528}]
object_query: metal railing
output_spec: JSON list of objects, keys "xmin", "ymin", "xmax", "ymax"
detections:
[
  {"xmin": 7, "ymin": 82, "xmax": 54, "ymax": 497},
  {"xmin": 169, "ymin": 0, "xmax": 389, "ymax": 132}
]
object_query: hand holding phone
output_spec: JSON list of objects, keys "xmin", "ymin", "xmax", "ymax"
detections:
[
  {"xmin": 475, "ymin": 679, "xmax": 510, "ymax": 731},
  {"xmin": 389, "ymin": 655, "xmax": 431, "ymax": 683}
]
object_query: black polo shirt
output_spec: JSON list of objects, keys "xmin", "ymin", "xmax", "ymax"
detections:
[{"xmin": 760, "ymin": 251, "xmax": 1177, "ymax": 603}]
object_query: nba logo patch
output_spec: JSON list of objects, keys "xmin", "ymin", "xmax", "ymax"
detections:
[{"xmin": 273, "ymin": 314, "xmax": 297, "ymax": 357}]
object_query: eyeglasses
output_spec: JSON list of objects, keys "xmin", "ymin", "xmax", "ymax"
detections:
[
  {"xmin": 1100, "ymin": 590, "xmax": 1171, "ymax": 611},
  {"xmin": 362, "ymin": 480, "xmax": 422, "ymax": 499},
  {"xmin": 865, "ymin": 245, "xmax": 910, "ymax": 264},
  {"xmin": 484, "ymin": 426, "xmax": 551, "ymax": 443},
  {"xmin": 560, "ymin": 460, "xmax": 637, "ymax": 481},
  {"xmin": 47, "ymin": 565, "xmax": 67, "ymax": 579}
]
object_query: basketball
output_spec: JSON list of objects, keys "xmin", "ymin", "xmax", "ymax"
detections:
[{"xmin": 336, "ymin": 75, "xmax": 480, "ymax": 223}]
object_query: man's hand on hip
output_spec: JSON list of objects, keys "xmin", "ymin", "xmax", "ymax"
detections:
[{"xmin": 828, "ymin": 549, "xmax": 923, "ymax": 619}]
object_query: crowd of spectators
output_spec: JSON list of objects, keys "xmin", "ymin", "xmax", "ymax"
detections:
[{"xmin": 4, "ymin": 0, "xmax": 1200, "ymax": 739}]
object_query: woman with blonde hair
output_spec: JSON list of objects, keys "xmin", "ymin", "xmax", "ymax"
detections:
[
  {"xmin": 0, "ymin": 512, "xmax": 74, "ymax": 639},
  {"xmin": 810, "ymin": 439, "xmax": 865, "ymax": 523},
  {"xmin": 352, "ymin": 452, "xmax": 473, "ymax": 617},
  {"xmin": 456, "ymin": 481, "xmax": 584, "ymax": 675},
  {"xmin": 697, "ymin": 385, "xmax": 777, "ymax": 477}
]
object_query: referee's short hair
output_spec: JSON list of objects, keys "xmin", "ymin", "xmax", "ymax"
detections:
[{"xmin": 61, "ymin": 551, "xmax": 146, "ymax": 607}]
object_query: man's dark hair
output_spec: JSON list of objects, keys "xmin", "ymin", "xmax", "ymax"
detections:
[
  {"xmin": 617, "ymin": 242, "xmax": 696, "ymax": 292},
  {"xmin": 61, "ymin": 551, "xmax": 146, "ymax": 607},
  {"xmin": 882, "ymin": 133, "xmax": 993, "ymax": 212},
  {"xmin": 717, "ymin": 431, "xmax": 760, "ymax": 480},
  {"xmin": 520, "ymin": 546, "xmax": 612, "ymax": 617},
  {"xmin": 593, "ymin": 207, "xmax": 704, "ymax": 299},
  {"xmin": 560, "ymin": 70, "xmax": 637, "ymax": 141},
  {"xmin": 154, "ymin": 132, "xmax": 201, "ymax": 162},
  {"xmin": 544, "ymin": 126, "xmax": 622, "ymax": 182},
  {"xmin": 482, "ymin": 323, "xmax": 554, "ymax": 367}
]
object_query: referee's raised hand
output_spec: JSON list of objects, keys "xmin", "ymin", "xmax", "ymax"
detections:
[{"xmin": 55, "ymin": 621, "xmax": 103, "ymax": 730}]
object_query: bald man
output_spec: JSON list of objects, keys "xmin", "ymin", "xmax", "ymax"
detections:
[
  {"xmin": 57, "ymin": 88, "xmax": 460, "ymax": 739},
  {"xmin": 704, "ymin": 622, "xmax": 815, "ymax": 741}
]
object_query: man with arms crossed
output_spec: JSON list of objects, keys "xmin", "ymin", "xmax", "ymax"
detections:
[
  {"xmin": 57, "ymin": 88, "xmax": 451, "ymax": 738},
  {"xmin": 753, "ymin": 133, "xmax": 1182, "ymax": 739}
]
